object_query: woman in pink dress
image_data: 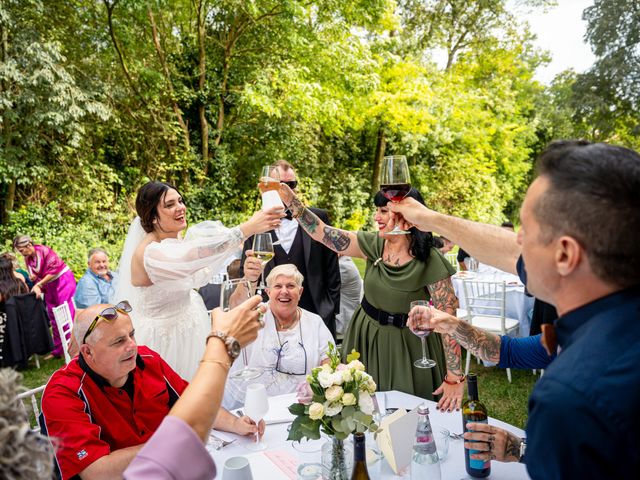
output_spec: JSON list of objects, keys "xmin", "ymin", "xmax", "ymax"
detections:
[{"xmin": 13, "ymin": 235, "xmax": 76, "ymax": 359}]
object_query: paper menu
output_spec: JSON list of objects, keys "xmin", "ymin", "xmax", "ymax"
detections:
[
  {"xmin": 375, "ymin": 407, "xmax": 420, "ymax": 474},
  {"xmin": 243, "ymin": 450, "xmax": 297, "ymax": 480}
]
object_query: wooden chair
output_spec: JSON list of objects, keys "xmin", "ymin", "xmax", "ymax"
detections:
[
  {"xmin": 16, "ymin": 385, "xmax": 46, "ymax": 432},
  {"xmin": 52, "ymin": 301, "xmax": 74, "ymax": 364},
  {"xmin": 461, "ymin": 280, "xmax": 520, "ymax": 383}
]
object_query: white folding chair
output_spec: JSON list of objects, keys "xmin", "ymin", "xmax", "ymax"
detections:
[
  {"xmin": 444, "ymin": 252, "xmax": 460, "ymax": 272},
  {"xmin": 52, "ymin": 301, "xmax": 74, "ymax": 364},
  {"xmin": 461, "ymin": 280, "xmax": 520, "ymax": 383},
  {"xmin": 16, "ymin": 385, "xmax": 46, "ymax": 432}
]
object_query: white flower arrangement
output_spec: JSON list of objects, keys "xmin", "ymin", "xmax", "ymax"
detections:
[{"xmin": 288, "ymin": 343, "xmax": 378, "ymax": 441}]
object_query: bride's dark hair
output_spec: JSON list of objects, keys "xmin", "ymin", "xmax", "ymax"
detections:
[{"xmin": 136, "ymin": 181, "xmax": 183, "ymax": 233}]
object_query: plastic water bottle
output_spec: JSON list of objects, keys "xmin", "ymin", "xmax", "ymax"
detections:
[{"xmin": 411, "ymin": 404, "xmax": 442, "ymax": 480}]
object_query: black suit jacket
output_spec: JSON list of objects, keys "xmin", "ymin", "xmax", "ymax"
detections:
[{"xmin": 241, "ymin": 207, "xmax": 341, "ymax": 335}]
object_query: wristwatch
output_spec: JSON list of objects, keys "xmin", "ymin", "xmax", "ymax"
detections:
[
  {"xmin": 206, "ymin": 331, "xmax": 241, "ymax": 362},
  {"xmin": 519, "ymin": 438, "xmax": 527, "ymax": 463}
]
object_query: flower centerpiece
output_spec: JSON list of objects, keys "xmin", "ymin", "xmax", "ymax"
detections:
[{"xmin": 288, "ymin": 343, "xmax": 377, "ymax": 479}]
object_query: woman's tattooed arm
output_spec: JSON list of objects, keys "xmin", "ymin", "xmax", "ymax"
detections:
[{"xmin": 428, "ymin": 278, "xmax": 463, "ymax": 376}]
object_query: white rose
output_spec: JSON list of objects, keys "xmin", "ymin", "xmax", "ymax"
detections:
[
  {"xmin": 341, "ymin": 393, "xmax": 357, "ymax": 406},
  {"xmin": 358, "ymin": 393, "xmax": 374, "ymax": 416},
  {"xmin": 325, "ymin": 385, "xmax": 344, "ymax": 403},
  {"xmin": 309, "ymin": 402, "xmax": 325, "ymax": 420},
  {"xmin": 331, "ymin": 372, "xmax": 345, "ymax": 385},
  {"xmin": 318, "ymin": 370, "xmax": 334, "ymax": 388},
  {"xmin": 324, "ymin": 402, "xmax": 343, "ymax": 417},
  {"xmin": 348, "ymin": 360, "xmax": 365, "ymax": 372},
  {"xmin": 366, "ymin": 378, "xmax": 377, "ymax": 393},
  {"xmin": 341, "ymin": 369, "xmax": 353, "ymax": 383}
]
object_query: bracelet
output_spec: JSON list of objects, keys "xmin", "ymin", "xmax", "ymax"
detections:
[
  {"xmin": 443, "ymin": 373, "xmax": 466, "ymax": 385},
  {"xmin": 200, "ymin": 359, "xmax": 231, "ymax": 371}
]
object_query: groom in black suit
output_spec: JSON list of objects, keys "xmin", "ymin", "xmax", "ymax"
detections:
[{"xmin": 241, "ymin": 160, "xmax": 341, "ymax": 337}]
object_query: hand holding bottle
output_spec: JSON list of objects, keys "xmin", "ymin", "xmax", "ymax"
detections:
[{"xmin": 463, "ymin": 423, "xmax": 523, "ymax": 463}]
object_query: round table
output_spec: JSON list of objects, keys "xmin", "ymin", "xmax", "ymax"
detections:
[{"xmin": 209, "ymin": 391, "xmax": 530, "ymax": 479}]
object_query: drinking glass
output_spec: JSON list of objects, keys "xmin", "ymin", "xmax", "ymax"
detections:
[
  {"xmin": 464, "ymin": 256, "xmax": 479, "ymax": 277},
  {"xmin": 409, "ymin": 300, "xmax": 436, "ymax": 368},
  {"xmin": 252, "ymin": 233, "xmax": 274, "ymax": 292},
  {"xmin": 244, "ymin": 383, "xmax": 269, "ymax": 451},
  {"xmin": 221, "ymin": 278, "xmax": 263, "ymax": 381},
  {"xmin": 379, "ymin": 155, "xmax": 411, "ymax": 235}
]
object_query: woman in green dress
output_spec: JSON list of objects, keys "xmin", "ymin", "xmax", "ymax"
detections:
[{"xmin": 279, "ymin": 185, "xmax": 465, "ymax": 411}]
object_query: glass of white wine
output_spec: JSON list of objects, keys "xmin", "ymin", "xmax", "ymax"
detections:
[
  {"xmin": 252, "ymin": 233, "xmax": 274, "ymax": 293},
  {"xmin": 221, "ymin": 278, "xmax": 263, "ymax": 381}
]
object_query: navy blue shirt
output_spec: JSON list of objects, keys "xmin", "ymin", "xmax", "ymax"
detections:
[
  {"xmin": 497, "ymin": 334, "xmax": 553, "ymax": 370},
  {"xmin": 524, "ymin": 285, "xmax": 640, "ymax": 479}
]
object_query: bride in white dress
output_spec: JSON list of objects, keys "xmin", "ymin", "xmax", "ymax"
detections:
[{"xmin": 113, "ymin": 181, "xmax": 283, "ymax": 379}]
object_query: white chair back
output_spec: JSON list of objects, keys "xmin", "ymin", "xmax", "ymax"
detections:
[
  {"xmin": 444, "ymin": 252, "xmax": 459, "ymax": 272},
  {"xmin": 460, "ymin": 280, "xmax": 520, "ymax": 382},
  {"xmin": 16, "ymin": 385, "xmax": 46, "ymax": 432},
  {"xmin": 52, "ymin": 301, "xmax": 74, "ymax": 364}
]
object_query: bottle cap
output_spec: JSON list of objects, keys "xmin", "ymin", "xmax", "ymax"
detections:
[{"xmin": 417, "ymin": 403, "xmax": 430, "ymax": 415}]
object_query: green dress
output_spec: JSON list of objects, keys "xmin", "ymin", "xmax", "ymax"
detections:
[{"xmin": 341, "ymin": 231, "xmax": 456, "ymax": 400}]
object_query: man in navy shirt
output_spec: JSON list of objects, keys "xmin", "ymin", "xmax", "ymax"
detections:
[{"xmin": 392, "ymin": 140, "xmax": 640, "ymax": 479}]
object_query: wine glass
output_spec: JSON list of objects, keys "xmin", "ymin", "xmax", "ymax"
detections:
[
  {"xmin": 252, "ymin": 233, "xmax": 274, "ymax": 293},
  {"xmin": 409, "ymin": 300, "xmax": 436, "ymax": 368},
  {"xmin": 221, "ymin": 278, "xmax": 263, "ymax": 381},
  {"xmin": 259, "ymin": 164, "xmax": 283, "ymax": 211},
  {"xmin": 380, "ymin": 155, "xmax": 411, "ymax": 235},
  {"xmin": 244, "ymin": 383, "xmax": 269, "ymax": 451}
]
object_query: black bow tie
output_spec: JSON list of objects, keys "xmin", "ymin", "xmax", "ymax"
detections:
[{"xmin": 284, "ymin": 210, "xmax": 293, "ymax": 221}]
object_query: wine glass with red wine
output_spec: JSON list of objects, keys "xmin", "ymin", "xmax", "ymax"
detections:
[
  {"xmin": 409, "ymin": 300, "xmax": 436, "ymax": 368},
  {"xmin": 380, "ymin": 155, "xmax": 411, "ymax": 235}
]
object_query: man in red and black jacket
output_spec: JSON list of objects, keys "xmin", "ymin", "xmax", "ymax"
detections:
[{"xmin": 41, "ymin": 303, "xmax": 260, "ymax": 480}]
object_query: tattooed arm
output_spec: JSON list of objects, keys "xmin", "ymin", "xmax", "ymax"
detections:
[
  {"xmin": 427, "ymin": 278, "xmax": 465, "ymax": 412},
  {"xmin": 464, "ymin": 422, "xmax": 523, "ymax": 463},
  {"xmin": 282, "ymin": 188, "xmax": 366, "ymax": 259}
]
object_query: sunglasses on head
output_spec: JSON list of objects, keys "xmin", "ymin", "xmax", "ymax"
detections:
[
  {"xmin": 280, "ymin": 180, "xmax": 298, "ymax": 190},
  {"xmin": 82, "ymin": 300, "xmax": 132, "ymax": 344}
]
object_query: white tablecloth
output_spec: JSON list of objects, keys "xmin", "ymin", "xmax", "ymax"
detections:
[
  {"xmin": 451, "ymin": 267, "xmax": 534, "ymax": 337},
  {"xmin": 209, "ymin": 391, "xmax": 530, "ymax": 479}
]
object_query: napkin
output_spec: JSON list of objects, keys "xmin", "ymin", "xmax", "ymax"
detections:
[{"xmin": 375, "ymin": 407, "xmax": 419, "ymax": 474}]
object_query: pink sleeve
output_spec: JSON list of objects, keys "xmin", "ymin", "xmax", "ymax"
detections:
[
  {"xmin": 39, "ymin": 245, "xmax": 66, "ymax": 276},
  {"xmin": 124, "ymin": 416, "xmax": 216, "ymax": 480}
]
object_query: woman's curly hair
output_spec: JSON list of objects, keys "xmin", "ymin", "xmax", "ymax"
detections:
[{"xmin": 0, "ymin": 369, "xmax": 54, "ymax": 479}]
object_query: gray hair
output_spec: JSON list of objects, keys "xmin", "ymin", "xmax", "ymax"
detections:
[
  {"xmin": 0, "ymin": 369, "xmax": 54, "ymax": 479},
  {"xmin": 87, "ymin": 247, "xmax": 108, "ymax": 262},
  {"xmin": 265, "ymin": 264, "xmax": 304, "ymax": 287},
  {"xmin": 12, "ymin": 235, "xmax": 33, "ymax": 249}
]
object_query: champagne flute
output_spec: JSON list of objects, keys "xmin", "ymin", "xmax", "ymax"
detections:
[
  {"xmin": 379, "ymin": 155, "xmax": 411, "ymax": 235},
  {"xmin": 409, "ymin": 300, "xmax": 436, "ymax": 368},
  {"xmin": 259, "ymin": 164, "xmax": 283, "ymax": 211},
  {"xmin": 244, "ymin": 383, "xmax": 269, "ymax": 451},
  {"xmin": 221, "ymin": 278, "xmax": 263, "ymax": 381},
  {"xmin": 252, "ymin": 233, "xmax": 274, "ymax": 293}
]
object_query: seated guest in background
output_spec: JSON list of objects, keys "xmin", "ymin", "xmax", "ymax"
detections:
[
  {"xmin": 41, "ymin": 302, "xmax": 263, "ymax": 479},
  {"xmin": 0, "ymin": 252, "xmax": 32, "ymax": 289},
  {"xmin": 13, "ymin": 235, "xmax": 76, "ymax": 360},
  {"xmin": 335, "ymin": 254, "xmax": 363, "ymax": 339},
  {"xmin": 434, "ymin": 236, "xmax": 455, "ymax": 255},
  {"xmin": 224, "ymin": 262, "xmax": 333, "ymax": 407},
  {"xmin": 74, "ymin": 248, "xmax": 119, "ymax": 309}
]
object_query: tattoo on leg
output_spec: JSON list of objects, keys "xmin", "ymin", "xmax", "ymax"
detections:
[{"xmin": 322, "ymin": 227, "xmax": 351, "ymax": 252}]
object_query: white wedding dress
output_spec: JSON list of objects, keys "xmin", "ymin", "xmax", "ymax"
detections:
[{"xmin": 112, "ymin": 217, "xmax": 243, "ymax": 380}]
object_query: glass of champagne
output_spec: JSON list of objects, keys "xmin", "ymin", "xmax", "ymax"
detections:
[
  {"xmin": 409, "ymin": 300, "xmax": 436, "ymax": 368},
  {"xmin": 379, "ymin": 155, "xmax": 411, "ymax": 235},
  {"xmin": 259, "ymin": 164, "xmax": 283, "ymax": 211},
  {"xmin": 221, "ymin": 278, "xmax": 263, "ymax": 381},
  {"xmin": 243, "ymin": 383, "xmax": 269, "ymax": 451},
  {"xmin": 252, "ymin": 233, "xmax": 274, "ymax": 293}
]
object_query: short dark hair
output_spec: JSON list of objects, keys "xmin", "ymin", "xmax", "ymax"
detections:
[
  {"xmin": 135, "ymin": 181, "xmax": 183, "ymax": 233},
  {"xmin": 374, "ymin": 188, "xmax": 434, "ymax": 262},
  {"xmin": 535, "ymin": 140, "xmax": 640, "ymax": 288}
]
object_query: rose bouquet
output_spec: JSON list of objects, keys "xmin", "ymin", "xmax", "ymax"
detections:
[{"xmin": 287, "ymin": 343, "xmax": 377, "ymax": 442}]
